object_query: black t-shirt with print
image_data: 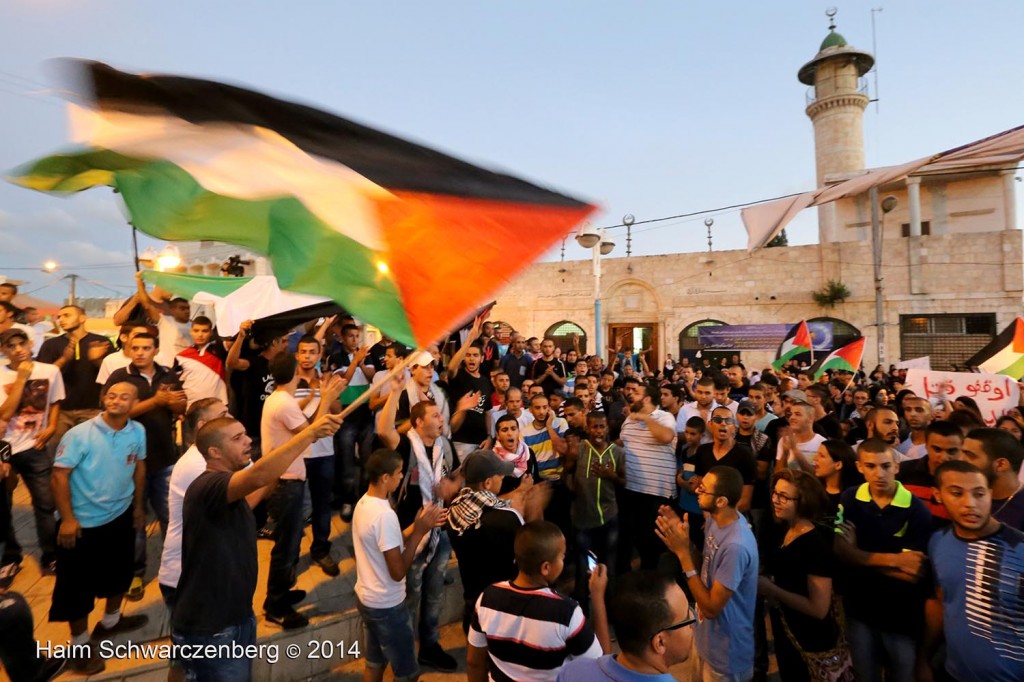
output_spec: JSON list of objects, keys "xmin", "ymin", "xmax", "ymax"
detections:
[{"xmin": 448, "ymin": 371, "xmax": 491, "ymax": 445}]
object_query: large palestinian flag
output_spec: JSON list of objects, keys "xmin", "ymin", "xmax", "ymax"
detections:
[
  {"xmin": 772, "ymin": 321, "xmax": 812, "ymax": 371},
  {"xmin": 10, "ymin": 61, "xmax": 596, "ymax": 348},
  {"xmin": 812, "ymin": 337, "xmax": 865, "ymax": 380},
  {"xmin": 967, "ymin": 317, "xmax": 1024, "ymax": 379}
]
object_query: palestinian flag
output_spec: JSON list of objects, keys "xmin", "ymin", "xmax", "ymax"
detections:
[
  {"xmin": 812, "ymin": 337, "xmax": 865, "ymax": 380},
  {"xmin": 967, "ymin": 317, "xmax": 1024, "ymax": 379},
  {"xmin": 772, "ymin": 321, "xmax": 812, "ymax": 371},
  {"xmin": 140, "ymin": 271, "xmax": 344, "ymax": 337},
  {"xmin": 10, "ymin": 60, "xmax": 596, "ymax": 348}
]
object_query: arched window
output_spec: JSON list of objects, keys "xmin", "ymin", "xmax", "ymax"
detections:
[
  {"xmin": 544, "ymin": 320, "xmax": 588, "ymax": 356},
  {"xmin": 678, "ymin": 319, "xmax": 731, "ymax": 365},
  {"xmin": 807, "ymin": 317, "xmax": 861, "ymax": 354}
]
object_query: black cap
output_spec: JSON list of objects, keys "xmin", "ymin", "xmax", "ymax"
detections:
[
  {"xmin": 736, "ymin": 400, "xmax": 757, "ymax": 416},
  {"xmin": 463, "ymin": 449, "xmax": 514, "ymax": 484}
]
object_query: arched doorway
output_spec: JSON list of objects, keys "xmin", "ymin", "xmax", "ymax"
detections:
[
  {"xmin": 544, "ymin": 320, "xmax": 588, "ymax": 356},
  {"xmin": 679, "ymin": 319, "xmax": 732, "ymax": 370}
]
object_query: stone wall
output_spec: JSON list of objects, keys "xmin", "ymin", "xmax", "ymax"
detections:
[{"xmin": 490, "ymin": 230, "xmax": 1023, "ymax": 369}]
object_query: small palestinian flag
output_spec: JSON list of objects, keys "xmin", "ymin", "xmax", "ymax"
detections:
[
  {"xmin": 968, "ymin": 317, "xmax": 1024, "ymax": 379},
  {"xmin": 772, "ymin": 321, "xmax": 812, "ymax": 371},
  {"xmin": 812, "ymin": 337, "xmax": 866, "ymax": 380},
  {"xmin": 10, "ymin": 60, "xmax": 595, "ymax": 348}
]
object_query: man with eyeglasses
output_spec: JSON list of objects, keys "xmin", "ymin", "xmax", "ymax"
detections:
[
  {"xmin": 655, "ymin": 466, "xmax": 758, "ymax": 681},
  {"xmin": 557, "ymin": 570, "xmax": 694, "ymax": 681}
]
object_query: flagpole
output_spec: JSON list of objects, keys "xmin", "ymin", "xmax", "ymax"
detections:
[{"xmin": 336, "ymin": 351, "xmax": 420, "ymax": 420}]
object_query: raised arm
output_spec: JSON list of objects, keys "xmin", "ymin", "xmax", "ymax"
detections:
[
  {"xmin": 225, "ymin": 320, "xmax": 254, "ymax": 371},
  {"xmin": 448, "ymin": 317, "xmax": 483, "ymax": 378},
  {"xmin": 377, "ymin": 375, "xmax": 405, "ymax": 450},
  {"xmin": 133, "ymin": 272, "xmax": 164, "ymax": 324}
]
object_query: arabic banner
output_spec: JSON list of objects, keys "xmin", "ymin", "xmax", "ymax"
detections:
[
  {"xmin": 698, "ymin": 322, "xmax": 833, "ymax": 351},
  {"xmin": 905, "ymin": 369, "xmax": 1020, "ymax": 426}
]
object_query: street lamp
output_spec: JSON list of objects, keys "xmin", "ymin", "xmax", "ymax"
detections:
[
  {"xmin": 156, "ymin": 244, "xmax": 182, "ymax": 271},
  {"xmin": 576, "ymin": 224, "xmax": 616, "ymax": 361},
  {"xmin": 43, "ymin": 260, "xmax": 58, "ymax": 272},
  {"xmin": 871, "ymin": 189, "xmax": 898, "ymax": 366}
]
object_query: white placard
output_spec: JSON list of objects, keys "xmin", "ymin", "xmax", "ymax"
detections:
[
  {"xmin": 905, "ymin": 369, "xmax": 1020, "ymax": 426},
  {"xmin": 896, "ymin": 356, "xmax": 930, "ymax": 371}
]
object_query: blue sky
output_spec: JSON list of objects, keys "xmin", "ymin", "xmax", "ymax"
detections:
[{"xmin": 1, "ymin": 1, "xmax": 1022, "ymax": 303}]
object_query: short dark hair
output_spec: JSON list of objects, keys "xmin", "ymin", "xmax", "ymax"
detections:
[
  {"xmin": 59, "ymin": 304, "xmax": 85, "ymax": 315},
  {"xmin": 586, "ymin": 410, "xmax": 608, "ymax": 424},
  {"xmin": 608, "ymin": 571, "xmax": 677, "ymax": 656},
  {"xmin": 169, "ymin": 297, "xmax": 189, "ymax": 306},
  {"xmin": 130, "ymin": 332, "xmax": 159, "ymax": 348},
  {"xmin": 562, "ymin": 397, "xmax": 585, "ymax": 412},
  {"xmin": 296, "ymin": 334, "xmax": 321, "ymax": 349},
  {"xmin": 0, "ymin": 301, "xmax": 18, "ymax": 315},
  {"xmin": 696, "ymin": 376, "xmax": 715, "ymax": 388},
  {"xmin": 857, "ymin": 437, "xmax": 895, "ymax": 461},
  {"xmin": 947, "ymin": 409, "xmax": 986, "ymax": 435},
  {"xmin": 771, "ymin": 469, "xmax": 828, "ymax": 521},
  {"xmin": 711, "ymin": 374, "xmax": 730, "ymax": 391},
  {"xmin": 191, "ymin": 315, "xmax": 213, "ymax": 328},
  {"xmin": 269, "ymin": 352, "xmax": 298, "ymax": 385},
  {"xmin": 514, "ymin": 521, "xmax": 564, "ymax": 576},
  {"xmin": 410, "ymin": 400, "xmax": 437, "ymax": 429},
  {"xmin": 661, "ymin": 384, "xmax": 684, "ymax": 402},
  {"xmin": 707, "ymin": 465, "xmax": 743, "ymax": 507},
  {"xmin": 341, "ymin": 323, "xmax": 360, "ymax": 335},
  {"xmin": 966, "ymin": 427, "xmax": 1024, "ymax": 471},
  {"xmin": 759, "ymin": 372, "xmax": 780, "ymax": 388},
  {"xmin": 494, "ymin": 413, "xmax": 520, "ymax": 431},
  {"xmin": 934, "ymin": 459, "xmax": 986, "ymax": 488},
  {"xmin": 0, "ymin": 282, "xmax": 17, "ymax": 291},
  {"xmin": 685, "ymin": 416, "xmax": 706, "ymax": 433},
  {"xmin": 196, "ymin": 417, "xmax": 241, "ymax": 459},
  {"xmin": 528, "ymin": 393, "xmax": 548, "ymax": 407},
  {"xmin": 925, "ymin": 420, "xmax": 964, "ymax": 442},
  {"xmin": 366, "ymin": 449, "xmax": 404, "ymax": 483}
]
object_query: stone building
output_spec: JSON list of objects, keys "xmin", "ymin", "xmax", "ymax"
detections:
[{"xmin": 489, "ymin": 20, "xmax": 1023, "ymax": 371}]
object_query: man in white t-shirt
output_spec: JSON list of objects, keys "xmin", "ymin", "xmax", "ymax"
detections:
[
  {"xmin": 354, "ymin": 449, "xmax": 444, "ymax": 682},
  {"xmin": 96, "ymin": 324, "xmax": 151, "ymax": 386},
  {"xmin": 24, "ymin": 307, "xmax": 54, "ymax": 357},
  {"xmin": 260, "ymin": 353, "xmax": 344, "ymax": 629},
  {"xmin": 775, "ymin": 393, "xmax": 826, "ymax": 473},
  {"xmin": 0, "ymin": 301, "xmax": 35, "ymax": 367},
  {"xmin": 677, "ymin": 376, "xmax": 719, "ymax": 444},
  {"xmin": 157, "ymin": 397, "xmax": 229, "ymax": 609},
  {"xmin": 130, "ymin": 272, "xmax": 192, "ymax": 368},
  {"xmin": 0, "ymin": 328, "xmax": 65, "ymax": 579},
  {"xmin": 294, "ymin": 335, "xmax": 344, "ymax": 577}
]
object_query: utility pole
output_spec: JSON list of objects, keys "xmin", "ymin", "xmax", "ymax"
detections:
[{"xmin": 64, "ymin": 274, "xmax": 79, "ymax": 306}]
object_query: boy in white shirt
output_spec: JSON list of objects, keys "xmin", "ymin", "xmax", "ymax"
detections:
[{"xmin": 354, "ymin": 449, "xmax": 445, "ymax": 682}]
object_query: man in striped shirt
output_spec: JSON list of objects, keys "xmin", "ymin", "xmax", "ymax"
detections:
[
  {"xmin": 617, "ymin": 378, "xmax": 677, "ymax": 572},
  {"xmin": 468, "ymin": 521, "xmax": 609, "ymax": 681}
]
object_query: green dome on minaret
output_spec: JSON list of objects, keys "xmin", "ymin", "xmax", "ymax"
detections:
[{"xmin": 820, "ymin": 29, "xmax": 848, "ymax": 50}]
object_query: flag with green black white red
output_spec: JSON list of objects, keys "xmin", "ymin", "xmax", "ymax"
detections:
[
  {"xmin": 9, "ymin": 60, "xmax": 596, "ymax": 349},
  {"xmin": 772, "ymin": 321, "xmax": 812, "ymax": 371},
  {"xmin": 812, "ymin": 337, "xmax": 865, "ymax": 380},
  {"xmin": 967, "ymin": 317, "xmax": 1024, "ymax": 379}
]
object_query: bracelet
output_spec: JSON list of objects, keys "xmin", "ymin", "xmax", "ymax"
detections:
[{"xmin": 684, "ymin": 569, "xmax": 698, "ymax": 579}]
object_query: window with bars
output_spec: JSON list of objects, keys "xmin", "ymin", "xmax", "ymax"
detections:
[
  {"xmin": 544, "ymin": 321, "xmax": 587, "ymax": 355},
  {"xmin": 899, "ymin": 313, "xmax": 996, "ymax": 370}
]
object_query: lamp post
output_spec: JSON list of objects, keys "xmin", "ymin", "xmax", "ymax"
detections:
[
  {"xmin": 576, "ymin": 224, "xmax": 616, "ymax": 361},
  {"xmin": 870, "ymin": 188, "xmax": 898, "ymax": 365}
]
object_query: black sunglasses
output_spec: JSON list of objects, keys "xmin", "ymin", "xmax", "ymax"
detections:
[
  {"xmin": 651, "ymin": 606, "xmax": 697, "ymax": 640},
  {"xmin": 709, "ymin": 416, "xmax": 735, "ymax": 425}
]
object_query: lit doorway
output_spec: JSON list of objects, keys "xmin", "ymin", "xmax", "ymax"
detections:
[{"xmin": 608, "ymin": 323, "xmax": 658, "ymax": 369}]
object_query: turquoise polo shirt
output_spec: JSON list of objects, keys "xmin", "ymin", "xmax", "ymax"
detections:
[{"xmin": 54, "ymin": 415, "xmax": 147, "ymax": 528}]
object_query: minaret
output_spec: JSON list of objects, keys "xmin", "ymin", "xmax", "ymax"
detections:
[{"xmin": 798, "ymin": 10, "xmax": 874, "ymax": 241}]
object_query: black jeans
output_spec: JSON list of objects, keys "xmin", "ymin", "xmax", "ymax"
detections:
[
  {"xmin": 0, "ymin": 591, "xmax": 46, "ymax": 681},
  {"xmin": 263, "ymin": 480, "xmax": 306, "ymax": 614},
  {"xmin": 616, "ymin": 489, "xmax": 673, "ymax": 573}
]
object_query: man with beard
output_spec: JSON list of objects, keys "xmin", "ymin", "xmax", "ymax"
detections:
[
  {"xmin": 499, "ymin": 333, "xmax": 532, "ymax": 390},
  {"xmin": 960, "ymin": 427, "xmax": 1024, "ymax": 530},
  {"xmin": 449, "ymin": 340, "xmax": 493, "ymax": 460},
  {"xmin": 864, "ymin": 406, "xmax": 900, "ymax": 448},
  {"xmin": 896, "ymin": 397, "xmax": 932, "ymax": 462},
  {"xmin": 918, "ymin": 460, "xmax": 1024, "ymax": 682},
  {"xmin": 529, "ymin": 338, "xmax": 567, "ymax": 398},
  {"xmin": 617, "ymin": 378, "xmax": 676, "ymax": 572},
  {"xmin": 655, "ymin": 467, "xmax": 758, "ymax": 681},
  {"xmin": 835, "ymin": 438, "xmax": 931, "ymax": 682},
  {"xmin": 677, "ymin": 376, "xmax": 717, "ymax": 440},
  {"xmin": 37, "ymin": 305, "xmax": 113, "ymax": 442}
]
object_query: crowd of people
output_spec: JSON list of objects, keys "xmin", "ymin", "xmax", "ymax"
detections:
[{"xmin": 0, "ymin": 275, "xmax": 1023, "ymax": 681}]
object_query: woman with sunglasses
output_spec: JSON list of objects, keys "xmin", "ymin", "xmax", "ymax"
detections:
[{"xmin": 758, "ymin": 470, "xmax": 842, "ymax": 682}]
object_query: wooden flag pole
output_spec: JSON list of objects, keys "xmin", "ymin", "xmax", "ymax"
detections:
[{"xmin": 336, "ymin": 351, "xmax": 421, "ymax": 420}]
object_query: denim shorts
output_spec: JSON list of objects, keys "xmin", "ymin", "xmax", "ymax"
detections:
[
  {"xmin": 171, "ymin": 615, "xmax": 257, "ymax": 682},
  {"xmin": 356, "ymin": 600, "xmax": 419, "ymax": 681}
]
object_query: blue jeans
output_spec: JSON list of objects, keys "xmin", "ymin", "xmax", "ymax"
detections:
[
  {"xmin": 135, "ymin": 464, "xmax": 173, "ymax": 576},
  {"xmin": 3, "ymin": 448, "xmax": 57, "ymax": 565},
  {"xmin": 846, "ymin": 616, "xmax": 915, "ymax": 682},
  {"xmin": 574, "ymin": 518, "xmax": 618, "ymax": 611},
  {"xmin": 264, "ymin": 479, "xmax": 306, "ymax": 613},
  {"xmin": 334, "ymin": 421, "xmax": 373, "ymax": 505},
  {"xmin": 404, "ymin": 530, "xmax": 451, "ymax": 647},
  {"xmin": 172, "ymin": 615, "xmax": 257, "ymax": 682},
  {"xmin": 304, "ymin": 456, "xmax": 335, "ymax": 558},
  {"xmin": 357, "ymin": 600, "xmax": 419, "ymax": 681}
]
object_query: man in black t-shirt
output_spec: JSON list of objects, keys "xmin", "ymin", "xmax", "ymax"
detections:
[
  {"xmin": 694, "ymin": 406, "xmax": 756, "ymax": 513},
  {"xmin": 37, "ymin": 305, "xmax": 113, "ymax": 442},
  {"xmin": 529, "ymin": 337, "xmax": 567, "ymax": 398},
  {"xmin": 172, "ymin": 413, "xmax": 341, "ymax": 680},
  {"xmin": 226, "ymin": 321, "xmax": 289, "ymax": 455},
  {"xmin": 447, "ymin": 338, "xmax": 492, "ymax": 460}
]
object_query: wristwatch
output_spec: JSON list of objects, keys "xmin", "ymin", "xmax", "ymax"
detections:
[{"xmin": 684, "ymin": 569, "xmax": 698, "ymax": 580}]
